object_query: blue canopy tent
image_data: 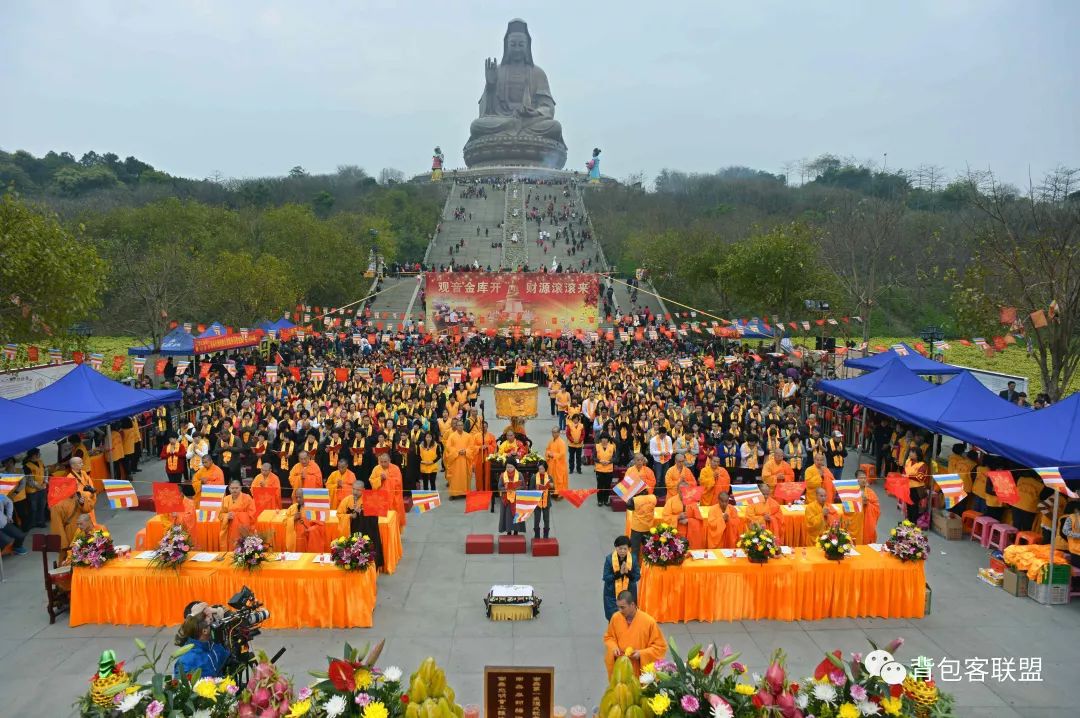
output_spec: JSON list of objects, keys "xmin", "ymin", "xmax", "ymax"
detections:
[
  {"xmin": 944, "ymin": 392, "xmax": 1080, "ymax": 480},
  {"xmin": 0, "ymin": 397, "xmax": 101, "ymax": 459},
  {"xmin": 270, "ymin": 317, "xmax": 296, "ymax": 331},
  {"xmin": 872, "ymin": 371, "xmax": 1030, "ymax": 433},
  {"xmin": 127, "ymin": 344, "xmax": 154, "ymax": 357},
  {"xmin": 197, "ymin": 322, "xmax": 228, "ymax": 338},
  {"xmin": 844, "ymin": 343, "xmax": 961, "ymax": 375},
  {"xmin": 816, "ymin": 357, "xmax": 936, "ymax": 414},
  {"xmin": 11, "ymin": 364, "xmax": 181, "ymax": 425},
  {"xmin": 735, "ymin": 318, "xmax": 781, "ymax": 340},
  {"xmin": 159, "ymin": 328, "xmax": 196, "ymax": 356}
]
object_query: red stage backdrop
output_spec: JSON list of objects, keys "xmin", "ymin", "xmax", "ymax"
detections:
[{"xmin": 425, "ymin": 272, "xmax": 599, "ymax": 332}]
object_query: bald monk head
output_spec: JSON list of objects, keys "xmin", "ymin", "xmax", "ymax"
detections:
[
  {"xmin": 70, "ymin": 457, "xmax": 84, "ymax": 473},
  {"xmin": 228, "ymin": 479, "xmax": 242, "ymax": 498},
  {"xmin": 632, "ymin": 453, "xmax": 646, "ymax": 468},
  {"xmin": 814, "ymin": 486, "xmax": 827, "ymax": 505},
  {"xmin": 813, "ymin": 452, "xmax": 825, "ymax": 469},
  {"xmin": 674, "ymin": 452, "xmax": 686, "ymax": 469},
  {"xmin": 298, "ymin": 451, "xmax": 311, "ymax": 467},
  {"xmin": 717, "ymin": 491, "xmax": 731, "ymax": 509},
  {"xmin": 337, "ymin": 457, "xmax": 349, "ymax": 471},
  {"xmin": 759, "ymin": 482, "xmax": 772, "ymax": 500},
  {"xmin": 76, "ymin": 513, "xmax": 94, "ymax": 533},
  {"xmin": 378, "ymin": 452, "xmax": 391, "ymax": 469},
  {"xmin": 259, "ymin": 462, "xmax": 273, "ymax": 478},
  {"xmin": 771, "ymin": 448, "xmax": 784, "ymax": 462},
  {"xmin": 351, "ymin": 481, "xmax": 363, "ymax": 500},
  {"xmin": 615, "ymin": 590, "xmax": 638, "ymax": 620}
]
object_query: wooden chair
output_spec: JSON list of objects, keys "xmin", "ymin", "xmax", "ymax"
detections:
[{"xmin": 32, "ymin": 534, "xmax": 70, "ymax": 624}]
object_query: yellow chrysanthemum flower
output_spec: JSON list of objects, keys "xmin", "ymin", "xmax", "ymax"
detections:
[
  {"xmin": 650, "ymin": 528, "xmax": 657, "ymax": 535},
  {"xmin": 355, "ymin": 668, "xmax": 374, "ymax": 690},
  {"xmin": 217, "ymin": 678, "xmax": 236, "ymax": 694},
  {"xmin": 288, "ymin": 699, "xmax": 312, "ymax": 717},
  {"xmin": 838, "ymin": 703, "xmax": 859, "ymax": 718},
  {"xmin": 734, "ymin": 684, "xmax": 755, "ymax": 696},
  {"xmin": 648, "ymin": 694, "xmax": 671, "ymax": 715},
  {"xmin": 193, "ymin": 678, "xmax": 218, "ymax": 701},
  {"xmin": 880, "ymin": 697, "xmax": 902, "ymax": 716},
  {"xmin": 643, "ymin": 662, "xmax": 656, "ymax": 675},
  {"xmin": 363, "ymin": 701, "xmax": 389, "ymax": 718}
]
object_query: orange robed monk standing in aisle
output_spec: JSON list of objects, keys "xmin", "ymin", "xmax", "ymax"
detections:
[
  {"xmin": 545, "ymin": 427, "xmax": 570, "ymax": 497},
  {"xmin": 219, "ymin": 479, "xmax": 257, "ymax": 549},
  {"xmin": 471, "ymin": 421, "xmax": 498, "ymax": 492},
  {"xmin": 445, "ymin": 419, "xmax": 472, "ymax": 498},
  {"xmin": 603, "ymin": 590, "xmax": 667, "ymax": 677}
]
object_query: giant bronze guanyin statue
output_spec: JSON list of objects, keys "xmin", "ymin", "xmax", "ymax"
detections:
[{"xmin": 462, "ymin": 19, "xmax": 568, "ymax": 170}]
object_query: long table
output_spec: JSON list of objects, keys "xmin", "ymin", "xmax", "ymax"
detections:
[
  {"xmin": 69, "ymin": 553, "xmax": 377, "ymax": 628},
  {"xmin": 624, "ymin": 503, "xmax": 821, "ymax": 547},
  {"xmin": 143, "ymin": 510, "xmax": 403, "ymax": 574},
  {"xmin": 637, "ymin": 545, "xmax": 925, "ymax": 623}
]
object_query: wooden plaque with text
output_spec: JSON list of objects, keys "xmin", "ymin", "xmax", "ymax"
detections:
[{"xmin": 483, "ymin": 666, "xmax": 555, "ymax": 718}]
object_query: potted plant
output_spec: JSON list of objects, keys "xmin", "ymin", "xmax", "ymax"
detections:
[{"xmin": 737, "ymin": 524, "xmax": 779, "ymax": 564}]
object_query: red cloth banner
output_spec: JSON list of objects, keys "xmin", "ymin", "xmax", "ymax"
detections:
[
  {"xmin": 885, "ymin": 472, "xmax": 912, "ymax": 505},
  {"xmin": 72, "ymin": 351, "xmax": 84, "ymax": 364},
  {"xmin": 426, "ymin": 367, "xmax": 441, "ymax": 385},
  {"xmin": 245, "ymin": 365, "xmax": 257, "ymax": 380},
  {"xmin": 48, "ymin": 477, "xmax": 78, "ymax": 508},
  {"xmin": 27, "ymin": 346, "xmax": 39, "ymax": 362},
  {"xmin": 288, "ymin": 367, "xmax": 301, "ymax": 381},
  {"xmin": 155, "ymin": 359, "xmax": 167, "ymax": 376},
  {"xmin": 362, "ymin": 489, "xmax": 389, "ymax": 517},
  {"xmin": 424, "ymin": 271, "xmax": 599, "ymax": 332},
  {"xmin": 112, "ymin": 355, "xmax": 125, "ymax": 371},
  {"xmin": 470, "ymin": 366, "xmax": 483, "ymax": 380},
  {"xmin": 252, "ymin": 486, "xmax": 280, "ymax": 514},
  {"xmin": 380, "ymin": 367, "xmax": 394, "ymax": 383},
  {"xmin": 773, "ymin": 482, "xmax": 805, "ymax": 503},
  {"xmin": 988, "ymin": 470, "xmax": 1020, "ymax": 505},
  {"xmin": 334, "ymin": 367, "xmax": 350, "ymax": 383},
  {"xmin": 560, "ymin": 489, "xmax": 598, "ymax": 508},
  {"xmin": 465, "ymin": 491, "xmax": 493, "ymax": 513},
  {"xmin": 199, "ymin": 362, "xmax": 211, "ymax": 378},
  {"xmin": 152, "ymin": 483, "xmax": 185, "ymax": 514}
]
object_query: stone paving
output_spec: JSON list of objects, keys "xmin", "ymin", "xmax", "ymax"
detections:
[{"xmin": 1, "ymin": 386, "xmax": 1077, "ymax": 716}]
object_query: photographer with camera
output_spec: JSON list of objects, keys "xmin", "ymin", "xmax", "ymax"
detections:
[{"xmin": 173, "ymin": 612, "xmax": 229, "ymax": 678}]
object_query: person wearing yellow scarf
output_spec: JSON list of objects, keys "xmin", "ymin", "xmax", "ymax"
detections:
[{"xmin": 602, "ymin": 536, "xmax": 639, "ymax": 620}]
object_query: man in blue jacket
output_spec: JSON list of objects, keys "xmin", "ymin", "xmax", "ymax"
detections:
[{"xmin": 174, "ymin": 615, "xmax": 229, "ymax": 678}]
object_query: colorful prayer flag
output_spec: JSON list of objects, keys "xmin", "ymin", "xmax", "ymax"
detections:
[
  {"xmin": 402, "ymin": 367, "xmax": 417, "ymax": 383},
  {"xmin": 890, "ymin": 344, "xmax": 909, "ymax": 356},
  {"xmin": 264, "ymin": 365, "xmax": 278, "ymax": 382},
  {"xmin": 3, "ymin": 343, "xmax": 18, "ymax": 361},
  {"xmin": 612, "ymin": 474, "xmax": 646, "ymax": 503},
  {"xmin": 310, "ymin": 367, "xmax": 325, "ymax": 382},
  {"xmin": 448, "ymin": 366, "xmax": 464, "ymax": 384},
  {"xmin": 88, "ymin": 352, "xmax": 104, "ymax": 370},
  {"xmin": 677, "ymin": 357, "xmax": 692, "ymax": 369},
  {"xmin": 225, "ymin": 360, "xmax": 237, "ymax": 377},
  {"xmin": 410, "ymin": 490, "xmax": 441, "ymax": 513},
  {"xmin": 465, "ymin": 491, "xmax": 493, "ymax": 513},
  {"xmin": 0, "ymin": 474, "xmax": 23, "ymax": 496},
  {"xmin": 103, "ymin": 479, "xmax": 139, "ymax": 509},
  {"xmin": 48, "ymin": 348, "xmax": 63, "ymax": 364},
  {"xmin": 512, "ymin": 490, "xmax": 543, "ymax": 524},
  {"xmin": 132, "ymin": 357, "xmax": 146, "ymax": 375},
  {"xmin": 731, "ymin": 483, "xmax": 764, "ymax": 506},
  {"xmin": 834, "ymin": 479, "xmax": 862, "ymax": 512},
  {"xmin": 175, "ymin": 360, "xmax": 191, "ymax": 376},
  {"xmin": 1034, "ymin": 467, "xmax": 1078, "ymax": 499},
  {"xmin": 199, "ymin": 484, "xmax": 227, "ymax": 512},
  {"xmin": 196, "ymin": 509, "xmax": 218, "ymax": 522},
  {"xmin": 932, "ymin": 473, "xmax": 967, "ymax": 509},
  {"xmin": 303, "ymin": 487, "xmax": 331, "ymax": 514}
]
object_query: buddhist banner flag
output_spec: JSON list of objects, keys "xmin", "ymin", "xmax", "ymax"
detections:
[
  {"xmin": 0, "ymin": 474, "xmax": 23, "ymax": 496},
  {"xmin": 731, "ymin": 483, "xmax": 764, "ymax": 506},
  {"xmin": 103, "ymin": 479, "xmax": 139, "ymax": 509},
  {"xmin": 199, "ymin": 484, "xmax": 227, "ymax": 513},
  {"xmin": 834, "ymin": 479, "xmax": 862, "ymax": 512},
  {"xmin": 449, "ymin": 366, "xmax": 464, "ymax": 384},
  {"xmin": 410, "ymin": 490, "xmax": 441, "ymax": 513},
  {"xmin": 264, "ymin": 365, "xmax": 278, "ymax": 382},
  {"xmin": 890, "ymin": 343, "xmax": 909, "ymax": 356},
  {"xmin": 560, "ymin": 488, "xmax": 598, "ymax": 508},
  {"xmin": 1034, "ymin": 467, "xmax": 1078, "ymax": 499},
  {"xmin": 465, "ymin": 491, "xmax": 493, "ymax": 513},
  {"xmin": 402, "ymin": 367, "xmax": 417, "ymax": 383},
  {"xmin": 310, "ymin": 367, "xmax": 325, "ymax": 382},
  {"xmin": 225, "ymin": 360, "xmax": 237, "ymax": 377},
  {"xmin": 196, "ymin": 509, "xmax": 217, "ymax": 522},
  {"xmin": 89, "ymin": 352, "xmax": 104, "ymax": 370},
  {"xmin": 362, "ymin": 489, "xmax": 389, "ymax": 517},
  {"xmin": 48, "ymin": 348, "xmax": 63, "ymax": 364},
  {"xmin": 152, "ymin": 482, "xmax": 185, "ymax": 514},
  {"xmin": 612, "ymin": 474, "xmax": 647, "ymax": 503},
  {"xmin": 132, "ymin": 357, "xmax": 146, "ymax": 375},
  {"xmin": 302, "ymin": 487, "xmax": 331, "ymax": 519},
  {"xmin": 512, "ymin": 490, "xmax": 543, "ymax": 524},
  {"xmin": 175, "ymin": 360, "xmax": 190, "ymax": 376},
  {"xmin": 932, "ymin": 473, "xmax": 967, "ymax": 509},
  {"xmin": 677, "ymin": 357, "xmax": 692, "ymax": 369},
  {"xmin": 773, "ymin": 481, "xmax": 805, "ymax": 503},
  {"xmin": 112, "ymin": 355, "xmax": 125, "ymax": 372},
  {"xmin": 987, "ymin": 470, "xmax": 1019, "ymax": 505},
  {"xmin": 48, "ymin": 477, "xmax": 78, "ymax": 508},
  {"xmin": 2, "ymin": 343, "xmax": 17, "ymax": 360}
]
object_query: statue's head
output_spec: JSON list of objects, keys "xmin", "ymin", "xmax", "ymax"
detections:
[{"xmin": 502, "ymin": 18, "xmax": 533, "ymax": 65}]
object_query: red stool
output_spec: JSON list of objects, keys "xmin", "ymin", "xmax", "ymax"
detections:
[
  {"xmin": 970, "ymin": 516, "xmax": 999, "ymax": 548},
  {"xmin": 1013, "ymin": 530, "xmax": 1043, "ymax": 546},
  {"xmin": 987, "ymin": 524, "xmax": 1018, "ymax": 551},
  {"xmin": 961, "ymin": 510, "xmax": 983, "ymax": 535},
  {"xmin": 609, "ymin": 496, "xmax": 628, "ymax": 512},
  {"xmin": 498, "ymin": 535, "xmax": 526, "ymax": 554},
  {"xmin": 532, "ymin": 538, "xmax": 559, "ymax": 557},
  {"xmin": 465, "ymin": 534, "xmax": 494, "ymax": 555},
  {"xmin": 1071, "ymin": 566, "xmax": 1080, "ymax": 599}
]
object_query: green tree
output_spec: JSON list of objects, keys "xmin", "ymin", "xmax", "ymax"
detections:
[
  {"xmin": 205, "ymin": 251, "xmax": 298, "ymax": 326},
  {"xmin": 312, "ymin": 190, "xmax": 335, "ymax": 217},
  {"xmin": 0, "ymin": 192, "xmax": 104, "ymax": 340}
]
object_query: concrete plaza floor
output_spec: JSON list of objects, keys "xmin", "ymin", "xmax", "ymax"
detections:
[{"xmin": 1, "ymin": 387, "xmax": 1077, "ymax": 716}]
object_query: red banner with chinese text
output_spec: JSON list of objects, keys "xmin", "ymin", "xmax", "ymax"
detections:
[{"xmin": 424, "ymin": 272, "xmax": 599, "ymax": 332}]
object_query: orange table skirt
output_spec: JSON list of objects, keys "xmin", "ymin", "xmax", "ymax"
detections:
[
  {"xmin": 625, "ymin": 505, "xmax": 810, "ymax": 547},
  {"xmin": 637, "ymin": 546, "xmax": 925, "ymax": 623},
  {"xmin": 255, "ymin": 510, "xmax": 402, "ymax": 575},
  {"xmin": 145, "ymin": 515, "xmax": 224, "ymax": 552},
  {"xmin": 69, "ymin": 554, "xmax": 377, "ymax": 628}
]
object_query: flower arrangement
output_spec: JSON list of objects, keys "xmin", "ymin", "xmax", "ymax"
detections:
[
  {"xmin": 149, "ymin": 526, "xmax": 192, "ymax": 571},
  {"xmin": 309, "ymin": 640, "xmax": 403, "ymax": 718},
  {"xmin": 232, "ymin": 532, "xmax": 272, "ymax": 571},
  {"xmin": 816, "ymin": 525, "xmax": 853, "ymax": 560},
  {"xmin": 641, "ymin": 522, "xmax": 690, "ymax": 566},
  {"xmin": 330, "ymin": 532, "xmax": 376, "ymax": 572},
  {"xmin": 627, "ymin": 640, "xmax": 755, "ymax": 718},
  {"xmin": 736, "ymin": 524, "xmax": 779, "ymax": 563},
  {"xmin": 518, "ymin": 451, "xmax": 543, "ymax": 466},
  {"xmin": 70, "ymin": 528, "xmax": 117, "ymax": 568},
  {"xmin": 885, "ymin": 520, "xmax": 930, "ymax": 562}
]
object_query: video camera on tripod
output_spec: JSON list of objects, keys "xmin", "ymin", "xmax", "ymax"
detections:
[{"xmin": 210, "ymin": 586, "xmax": 271, "ymax": 677}]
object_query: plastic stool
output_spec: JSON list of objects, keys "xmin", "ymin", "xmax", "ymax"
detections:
[
  {"xmin": 1013, "ymin": 530, "xmax": 1043, "ymax": 546},
  {"xmin": 987, "ymin": 523, "xmax": 1018, "ymax": 551},
  {"xmin": 135, "ymin": 528, "xmax": 147, "ymax": 549},
  {"xmin": 961, "ymin": 510, "xmax": 983, "ymax": 535},
  {"xmin": 970, "ymin": 516, "xmax": 999, "ymax": 548}
]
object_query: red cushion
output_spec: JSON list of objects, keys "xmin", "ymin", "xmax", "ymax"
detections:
[
  {"xmin": 609, "ymin": 496, "xmax": 628, "ymax": 512},
  {"xmin": 465, "ymin": 534, "xmax": 494, "ymax": 554},
  {"xmin": 498, "ymin": 535, "xmax": 527, "ymax": 554},
  {"xmin": 532, "ymin": 538, "xmax": 559, "ymax": 557}
]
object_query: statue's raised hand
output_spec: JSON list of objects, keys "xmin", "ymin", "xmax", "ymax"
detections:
[{"xmin": 485, "ymin": 57, "xmax": 498, "ymax": 85}]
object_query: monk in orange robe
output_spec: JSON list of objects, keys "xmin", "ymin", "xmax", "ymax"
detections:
[
  {"xmin": 471, "ymin": 422, "xmax": 498, "ymax": 492},
  {"xmin": 698, "ymin": 455, "xmax": 730, "ymax": 506},
  {"xmin": 50, "ymin": 492, "xmax": 96, "ymax": 562},
  {"xmin": 744, "ymin": 482, "xmax": 783, "ymax": 543},
  {"xmin": 288, "ymin": 451, "xmax": 324, "ymax": 499},
  {"xmin": 663, "ymin": 453, "xmax": 697, "ymax": 496},
  {"xmin": 806, "ymin": 487, "xmax": 841, "ymax": 540},
  {"xmin": 285, "ymin": 488, "xmax": 328, "ymax": 552},
  {"xmin": 603, "ymin": 591, "xmax": 668, "ymax": 677},
  {"xmin": 249, "ymin": 459, "xmax": 282, "ymax": 509},
  {"xmin": 192, "ymin": 455, "xmax": 225, "ymax": 505},
  {"xmin": 662, "ymin": 480, "xmax": 724, "ymax": 549},
  {"xmin": 325, "ymin": 458, "xmax": 356, "ymax": 509},
  {"xmin": 545, "ymin": 427, "xmax": 570, "ymax": 497},
  {"xmin": 65, "ymin": 456, "xmax": 98, "ymax": 525},
  {"xmin": 219, "ymin": 480, "xmax": 258, "ymax": 549},
  {"xmin": 445, "ymin": 420, "xmax": 472, "ymax": 498},
  {"xmin": 715, "ymin": 492, "xmax": 743, "ymax": 549},
  {"xmin": 761, "ymin": 448, "xmax": 795, "ymax": 492},
  {"xmin": 369, "ymin": 453, "xmax": 406, "ymax": 528},
  {"xmin": 625, "ymin": 453, "xmax": 657, "ymax": 495},
  {"xmin": 803, "ymin": 453, "xmax": 836, "ymax": 505},
  {"xmin": 854, "ymin": 471, "xmax": 881, "ymax": 543}
]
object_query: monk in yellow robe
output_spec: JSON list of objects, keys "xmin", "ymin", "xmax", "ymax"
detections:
[
  {"xmin": 471, "ymin": 422, "xmax": 498, "ymax": 491},
  {"xmin": 445, "ymin": 420, "xmax": 472, "ymax": 498},
  {"xmin": 50, "ymin": 492, "xmax": 96, "ymax": 561},
  {"xmin": 744, "ymin": 482, "xmax": 783, "ymax": 543},
  {"xmin": 325, "ymin": 458, "xmax": 356, "ymax": 509},
  {"xmin": 663, "ymin": 453, "xmax": 697, "ymax": 496},
  {"xmin": 698, "ymin": 455, "xmax": 730, "ymax": 507},
  {"xmin": 545, "ymin": 427, "xmax": 570, "ymax": 497},
  {"xmin": 219, "ymin": 480, "xmax": 257, "ymax": 549},
  {"xmin": 369, "ymin": 453, "xmax": 406, "ymax": 528},
  {"xmin": 285, "ymin": 488, "xmax": 328, "ymax": 552},
  {"xmin": 628, "ymin": 493, "xmax": 658, "ymax": 555},
  {"xmin": 715, "ymin": 492, "xmax": 743, "ymax": 549},
  {"xmin": 625, "ymin": 453, "xmax": 657, "ymax": 495},
  {"xmin": 603, "ymin": 591, "xmax": 667, "ymax": 677},
  {"xmin": 65, "ymin": 456, "xmax": 99, "ymax": 525},
  {"xmin": 250, "ymin": 463, "xmax": 282, "ymax": 510},
  {"xmin": 805, "ymin": 487, "xmax": 841, "ymax": 541},
  {"xmin": 192, "ymin": 455, "xmax": 225, "ymax": 505},
  {"xmin": 803, "ymin": 454, "xmax": 836, "ymax": 505},
  {"xmin": 288, "ymin": 451, "xmax": 324, "ymax": 499},
  {"xmin": 761, "ymin": 448, "xmax": 795, "ymax": 492}
]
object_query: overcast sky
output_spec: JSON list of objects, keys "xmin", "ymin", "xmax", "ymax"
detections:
[{"xmin": 3, "ymin": 0, "xmax": 1077, "ymax": 186}]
